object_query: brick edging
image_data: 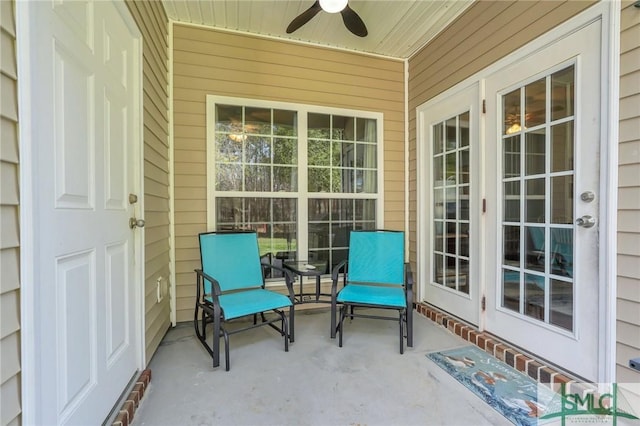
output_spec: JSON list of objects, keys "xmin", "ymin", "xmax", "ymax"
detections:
[
  {"xmin": 112, "ymin": 369, "xmax": 152, "ymax": 426},
  {"xmin": 416, "ymin": 303, "xmax": 579, "ymax": 393}
]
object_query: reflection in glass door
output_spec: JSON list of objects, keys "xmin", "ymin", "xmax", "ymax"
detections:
[
  {"xmin": 501, "ymin": 65, "xmax": 575, "ymax": 331},
  {"xmin": 433, "ymin": 112, "xmax": 470, "ymax": 295}
]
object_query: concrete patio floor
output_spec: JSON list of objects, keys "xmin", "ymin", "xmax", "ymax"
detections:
[{"xmin": 133, "ymin": 307, "xmax": 511, "ymax": 426}]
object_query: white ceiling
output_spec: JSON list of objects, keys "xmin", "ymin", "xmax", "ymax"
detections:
[{"xmin": 162, "ymin": 0, "xmax": 474, "ymax": 59}]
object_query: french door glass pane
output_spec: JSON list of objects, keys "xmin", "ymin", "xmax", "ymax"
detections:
[
  {"xmin": 500, "ymin": 65, "xmax": 576, "ymax": 331},
  {"xmin": 432, "ymin": 112, "xmax": 470, "ymax": 294}
]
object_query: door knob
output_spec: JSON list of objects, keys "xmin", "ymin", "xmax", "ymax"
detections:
[
  {"xmin": 129, "ymin": 218, "xmax": 145, "ymax": 229},
  {"xmin": 575, "ymin": 215, "xmax": 596, "ymax": 228}
]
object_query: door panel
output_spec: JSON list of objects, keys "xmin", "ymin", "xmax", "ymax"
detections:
[
  {"xmin": 485, "ymin": 19, "xmax": 601, "ymax": 381},
  {"xmin": 24, "ymin": 1, "xmax": 142, "ymax": 424},
  {"xmin": 419, "ymin": 83, "xmax": 480, "ymax": 325}
]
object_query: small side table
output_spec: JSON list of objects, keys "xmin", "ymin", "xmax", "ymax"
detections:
[{"xmin": 283, "ymin": 260, "xmax": 329, "ymax": 304}]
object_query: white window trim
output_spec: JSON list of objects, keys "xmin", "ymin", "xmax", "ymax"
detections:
[{"xmin": 205, "ymin": 95, "xmax": 385, "ymax": 260}]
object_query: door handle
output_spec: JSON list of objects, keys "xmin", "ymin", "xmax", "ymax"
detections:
[
  {"xmin": 129, "ymin": 218, "xmax": 145, "ymax": 229},
  {"xmin": 575, "ymin": 215, "xmax": 595, "ymax": 228}
]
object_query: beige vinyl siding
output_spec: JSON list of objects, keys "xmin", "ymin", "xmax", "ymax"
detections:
[
  {"xmin": 172, "ymin": 24, "xmax": 405, "ymax": 322},
  {"xmin": 406, "ymin": 0, "xmax": 595, "ymax": 276},
  {"xmin": 0, "ymin": 1, "xmax": 21, "ymax": 424},
  {"xmin": 616, "ymin": 0, "xmax": 640, "ymax": 386},
  {"xmin": 125, "ymin": 0, "xmax": 171, "ymax": 364}
]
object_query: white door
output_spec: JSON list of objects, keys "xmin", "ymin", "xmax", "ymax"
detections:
[
  {"xmin": 20, "ymin": 1, "xmax": 143, "ymax": 424},
  {"xmin": 484, "ymin": 20, "xmax": 601, "ymax": 381},
  {"xmin": 418, "ymin": 83, "xmax": 481, "ymax": 326}
]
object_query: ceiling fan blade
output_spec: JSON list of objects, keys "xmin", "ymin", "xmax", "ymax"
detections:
[
  {"xmin": 286, "ymin": 1, "xmax": 322, "ymax": 34},
  {"xmin": 341, "ymin": 5, "xmax": 367, "ymax": 37}
]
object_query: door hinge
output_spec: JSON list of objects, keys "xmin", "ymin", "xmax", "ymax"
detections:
[
  {"xmin": 481, "ymin": 295, "xmax": 486, "ymax": 312},
  {"xmin": 482, "ymin": 99, "xmax": 486, "ymax": 114},
  {"xmin": 482, "ymin": 198, "xmax": 486, "ymax": 213}
]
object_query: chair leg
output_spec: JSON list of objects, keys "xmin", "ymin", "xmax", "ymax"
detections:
[
  {"xmin": 399, "ymin": 311, "xmax": 404, "ymax": 355},
  {"xmin": 406, "ymin": 308, "xmax": 413, "ymax": 348},
  {"xmin": 330, "ymin": 299, "xmax": 337, "ymax": 339},
  {"xmin": 338, "ymin": 304, "xmax": 347, "ymax": 347},
  {"xmin": 223, "ymin": 328, "xmax": 230, "ymax": 371},
  {"xmin": 282, "ymin": 313, "xmax": 289, "ymax": 352},
  {"xmin": 212, "ymin": 306, "xmax": 222, "ymax": 368},
  {"xmin": 288, "ymin": 305, "xmax": 295, "ymax": 343}
]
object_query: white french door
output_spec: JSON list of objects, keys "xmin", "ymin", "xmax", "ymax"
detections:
[
  {"xmin": 484, "ymin": 19, "xmax": 602, "ymax": 381},
  {"xmin": 20, "ymin": 0, "xmax": 143, "ymax": 424},
  {"xmin": 418, "ymin": 83, "xmax": 481, "ymax": 326}
]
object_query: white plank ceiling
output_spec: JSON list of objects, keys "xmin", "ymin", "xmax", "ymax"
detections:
[{"xmin": 162, "ymin": 0, "xmax": 474, "ymax": 59}]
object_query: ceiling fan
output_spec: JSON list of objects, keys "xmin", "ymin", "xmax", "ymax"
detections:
[{"xmin": 286, "ymin": 0, "xmax": 368, "ymax": 37}]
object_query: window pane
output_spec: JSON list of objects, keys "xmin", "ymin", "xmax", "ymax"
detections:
[
  {"xmin": 245, "ymin": 107, "xmax": 271, "ymax": 134},
  {"xmin": 525, "ymin": 226, "xmax": 545, "ymax": 272},
  {"xmin": 216, "ymin": 198, "xmax": 242, "ymax": 223},
  {"xmin": 551, "ymin": 66, "xmax": 574, "ymax": 121},
  {"xmin": 503, "ymin": 181, "xmax": 520, "ymax": 222},
  {"xmin": 525, "ymin": 78, "xmax": 546, "ymax": 128},
  {"xmin": 357, "ymin": 170, "xmax": 376, "ymax": 193},
  {"xmin": 333, "ymin": 199, "xmax": 353, "ymax": 221},
  {"xmin": 333, "ymin": 141, "xmax": 353, "ymax": 167},
  {"xmin": 433, "ymin": 123, "xmax": 443, "ymax": 155},
  {"xmin": 524, "ymin": 273, "xmax": 545, "ymax": 321},
  {"xmin": 308, "ymin": 223, "xmax": 330, "ymax": 249},
  {"xmin": 434, "ymin": 156, "xmax": 443, "ymax": 186},
  {"xmin": 216, "ymin": 104, "xmax": 242, "ymax": 133},
  {"xmin": 333, "ymin": 168, "xmax": 353, "ymax": 193},
  {"xmin": 356, "ymin": 118, "xmax": 376, "ymax": 142},
  {"xmin": 525, "ymin": 129, "xmax": 545, "ymax": 176},
  {"xmin": 459, "ymin": 259, "xmax": 469, "ymax": 294},
  {"xmin": 445, "ymin": 152, "xmax": 456, "ymax": 183},
  {"xmin": 459, "ymin": 112, "xmax": 470, "ymax": 147},
  {"xmin": 503, "ymin": 225, "xmax": 520, "ymax": 267},
  {"xmin": 434, "ymin": 253, "xmax": 444, "ymax": 284},
  {"xmin": 273, "ymin": 198, "xmax": 296, "ymax": 222},
  {"xmin": 445, "ymin": 117, "xmax": 456, "ymax": 150},
  {"xmin": 216, "ymin": 134, "xmax": 242, "ymax": 162},
  {"xmin": 274, "ymin": 166, "xmax": 297, "ymax": 192},
  {"xmin": 308, "ymin": 140, "xmax": 329, "ymax": 166},
  {"xmin": 356, "ymin": 143, "xmax": 376, "ymax": 168},
  {"xmin": 459, "ymin": 149, "xmax": 470, "ymax": 184},
  {"xmin": 459, "ymin": 185, "xmax": 469, "ymax": 221},
  {"xmin": 446, "ymin": 187, "xmax": 456, "ymax": 220},
  {"xmin": 551, "ymin": 228, "xmax": 573, "ymax": 278},
  {"xmin": 332, "ymin": 115, "xmax": 353, "ymax": 140},
  {"xmin": 459, "ymin": 222, "xmax": 469, "ymax": 257},
  {"xmin": 245, "ymin": 165, "xmax": 270, "ymax": 192},
  {"xmin": 308, "ymin": 168, "xmax": 330, "ymax": 192},
  {"xmin": 274, "ymin": 138, "xmax": 297, "ymax": 165},
  {"xmin": 502, "ymin": 269, "xmax": 520, "ymax": 312},
  {"xmin": 445, "ymin": 222, "xmax": 456, "ymax": 255},
  {"xmin": 216, "ymin": 164, "xmax": 242, "ymax": 191},
  {"xmin": 503, "ymin": 89, "xmax": 521, "ymax": 135},
  {"xmin": 308, "ymin": 113, "xmax": 331, "ymax": 138},
  {"xmin": 355, "ymin": 199, "xmax": 375, "ymax": 221},
  {"xmin": 550, "ymin": 279, "xmax": 573, "ymax": 331},
  {"xmin": 273, "ymin": 109, "xmax": 297, "ymax": 136},
  {"xmin": 308, "ymin": 199, "xmax": 329, "ymax": 221},
  {"xmin": 245, "ymin": 136, "xmax": 270, "ymax": 164},
  {"xmin": 551, "ymin": 122, "xmax": 573, "ymax": 172},
  {"xmin": 434, "ymin": 222, "xmax": 444, "ymax": 253},
  {"xmin": 503, "ymin": 136, "xmax": 521, "ymax": 178},
  {"xmin": 525, "ymin": 178, "xmax": 545, "ymax": 223},
  {"xmin": 551, "ymin": 175, "xmax": 573, "ymax": 224}
]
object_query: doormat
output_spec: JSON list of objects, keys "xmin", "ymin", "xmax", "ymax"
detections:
[{"xmin": 427, "ymin": 346, "xmax": 557, "ymax": 426}]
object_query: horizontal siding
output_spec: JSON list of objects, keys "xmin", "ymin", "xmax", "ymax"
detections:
[
  {"xmin": 617, "ymin": 0, "xmax": 640, "ymax": 385},
  {"xmin": 172, "ymin": 24, "xmax": 405, "ymax": 322},
  {"xmin": 0, "ymin": 0, "xmax": 21, "ymax": 424},
  {"xmin": 406, "ymin": 0, "xmax": 594, "ymax": 276},
  {"xmin": 125, "ymin": 0, "xmax": 171, "ymax": 365}
]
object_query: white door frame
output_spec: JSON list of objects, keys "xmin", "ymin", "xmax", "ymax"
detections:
[
  {"xmin": 16, "ymin": 1, "xmax": 146, "ymax": 423},
  {"xmin": 415, "ymin": 1, "xmax": 618, "ymax": 382}
]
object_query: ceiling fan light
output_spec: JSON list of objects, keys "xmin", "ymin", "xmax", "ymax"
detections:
[{"xmin": 319, "ymin": 0, "xmax": 348, "ymax": 13}]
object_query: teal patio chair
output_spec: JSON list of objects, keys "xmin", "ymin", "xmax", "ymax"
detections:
[
  {"xmin": 330, "ymin": 230, "xmax": 414, "ymax": 353},
  {"xmin": 194, "ymin": 231, "xmax": 296, "ymax": 371}
]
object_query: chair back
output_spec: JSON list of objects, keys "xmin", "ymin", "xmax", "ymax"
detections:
[
  {"xmin": 199, "ymin": 231, "xmax": 264, "ymax": 292},
  {"xmin": 347, "ymin": 230, "xmax": 405, "ymax": 286}
]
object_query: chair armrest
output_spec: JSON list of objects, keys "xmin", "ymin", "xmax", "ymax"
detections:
[
  {"xmin": 261, "ymin": 262, "xmax": 296, "ymax": 300},
  {"xmin": 331, "ymin": 260, "xmax": 348, "ymax": 296},
  {"xmin": 195, "ymin": 268, "xmax": 222, "ymax": 302},
  {"xmin": 404, "ymin": 263, "xmax": 414, "ymax": 290}
]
